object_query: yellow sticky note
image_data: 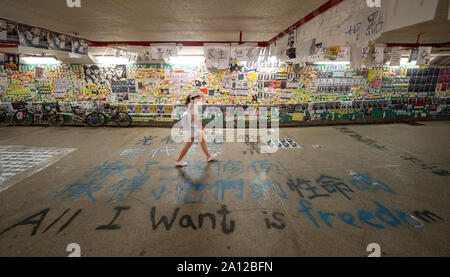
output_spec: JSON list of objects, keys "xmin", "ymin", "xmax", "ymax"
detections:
[
  {"xmin": 135, "ymin": 104, "xmax": 142, "ymax": 114},
  {"xmin": 292, "ymin": 113, "xmax": 304, "ymax": 121},
  {"xmin": 164, "ymin": 105, "xmax": 172, "ymax": 115}
]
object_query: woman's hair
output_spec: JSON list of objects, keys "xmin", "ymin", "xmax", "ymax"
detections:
[{"xmin": 185, "ymin": 94, "xmax": 200, "ymax": 106}]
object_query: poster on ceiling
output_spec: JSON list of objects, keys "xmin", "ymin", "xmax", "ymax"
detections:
[
  {"xmin": 3, "ymin": 53, "xmax": 20, "ymax": 71},
  {"xmin": 0, "ymin": 20, "xmax": 20, "ymax": 45},
  {"xmin": 18, "ymin": 24, "xmax": 49, "ymax": 49},
  {"xmin": 48, "ymin": 32, "xmax": 73, "ymax": 52},
  {"xmin": 72, "ymin": 38, "xmax": 89, "ymax": 55}
]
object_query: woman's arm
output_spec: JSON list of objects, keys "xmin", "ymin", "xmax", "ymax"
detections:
[{"xmin": 192, "ymin": 112, "xmax": 203, "ymax": 129}]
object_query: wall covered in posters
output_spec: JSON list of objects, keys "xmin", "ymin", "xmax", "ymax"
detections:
[{"xmin": 0, "ymin": 61, "xmax": 449, "ymax": 123}]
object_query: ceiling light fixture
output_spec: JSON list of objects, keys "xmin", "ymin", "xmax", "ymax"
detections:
[
  {"xmin": 21, "ymin": 57, "xmax": 61, "ymax": 64},
  {"xmin": 95, "ymin": 56, "xmax": 131, "ymax": 65},
  {"xmin": 169, "ymin": 56, "xmax": 205, "ymax": 65}
]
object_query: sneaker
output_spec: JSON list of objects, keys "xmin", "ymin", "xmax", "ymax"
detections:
[
  {"xmin": 207, "ymin": 154, "xmax": 219, "ymax": 162},
  {"xmin": 175, "ymin": 161, "xmax": 188, "ymax": 167}
]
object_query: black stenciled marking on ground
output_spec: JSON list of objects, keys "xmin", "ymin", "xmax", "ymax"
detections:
[
  {"xmin": 335, "ymin": 127, "xmax": 388, "ymax": 151},
  {"xmin": 58, "ymin": 209, "xmax": 82, "ymax": 233},
  {"xmin": 150, "ymin": 205, "xmax": 235, "ymax": 234},
  {"xmin": 337, "ymin": 127, "xmax": 449, "ymax": 177},
  {"xmin": 400, "ymin": 155, "xmax": 450, "ymax": 177},
  {"xmin": 265, "ymin": 138, "xmax": 300, "ymax": 149},
  {"xmin": 243, "ymin": 135, "xmax": 260, "ymax": 155},
  {"xmin": 263, "ymin": 211, "xmax": 286, "ymax": 230},
  {"xmin": 96, "ymin": 206, "xmax": 130, "ymax": 230},
  {"xmin": 405, "ymin": 122, "xmax": 425, "ymax": 126},
  {"xmin": 0, "ymin": 204, "xmax": 445, "ymax": 238},
  {"xmin": 1, "ymin": 208, "xmax": 82, "ymax": 236},
  {"xmin": 43, "ymin": 209, "xmax": 70, "ymax": 233},
  {"xmin": 414, "ymin": 210, "xmax": 445, "ymax": 223}
]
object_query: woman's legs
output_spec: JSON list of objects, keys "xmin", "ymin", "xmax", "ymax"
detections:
[
  {"xmin": 176, "ymin": 137, "xmax": 194, "ymax": 162},
  {"xmin": 200, "ymin": 137, "xmax": 211, "ymax": 159}
]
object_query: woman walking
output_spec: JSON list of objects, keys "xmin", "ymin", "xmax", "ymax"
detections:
[{"xmin": 175, "ymin": 92, "xmax": 218, "ymax": 167}]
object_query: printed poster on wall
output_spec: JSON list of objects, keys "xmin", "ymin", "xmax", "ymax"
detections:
[
  {"xmin": 0, "ymin": 72, "xmax": 7, "ymax": 95},
  {"xmin": 54, "ymin": 78, "xmax": 70, "ymax": 92},
  {"xmin": 4, "ymin": 54, "xmax": 20, "ymax": 71},
  {"xmin": 49, "ymin": 32, "xmax": 72, "ymax": 52},
  {"xmin": 0, "ymin": 20, "xmax": 20, "ymax": 44},
  {"xmin": 84, "ymin": 64, "xmax": 127, "ymax": 93},
  {"xmin": 35, "ymin": 67, "xmax": 45, "ymax": 79},
  {"xmin": 18, "ymin": 24, "xmax": 49, "ymax": 49}
]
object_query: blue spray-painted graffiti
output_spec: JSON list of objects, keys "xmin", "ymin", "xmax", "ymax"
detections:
[
  {"xmin": 54, "ymin": 161, "xmax": 160, "ymax": 203},
  {"xmin": 54, "ymin": 161, "xmax": 132, "ymax": 201},
  {"xmin": 150, "ymin": 146, "xmax": 176, "ymax": 158},
  {"xmin": 120, "ymin": 148, "xmax": 144, "ymax": 158},
  {"xmin": 297, "ymin": 199, "xmax": 437, "ymax": 230}
]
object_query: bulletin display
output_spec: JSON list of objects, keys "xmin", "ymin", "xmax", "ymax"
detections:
[{"xmin": 0, "ymin": 62, "xmax": 449, "ymax": 124}]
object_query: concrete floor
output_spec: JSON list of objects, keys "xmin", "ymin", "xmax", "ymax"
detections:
[{"xmin": 0, "ymin": 122, "xmax": 449, "ymax": 257}]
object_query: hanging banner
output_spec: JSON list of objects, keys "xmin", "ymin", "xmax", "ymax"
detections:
[
  {"xmin": 389, "ymin": 47, "xmax": 402, "ymax": 67},
  {"xmin": 18, "ymin": 25, "xmax": 49, "ymax": 49},
  {"xmin": 350, "ymin": 44, "xmax": 363, "ymax": 69},
  {"xmin": 384, "ymin": 0, "xmax": 439, "ymax": 32},
  {"xmin": 0, "ymin": 20, "xmax": 19, "ymax": 44},
  {"xmin": 308, "ymin": 39, "xmax": 326, "ymax": 62},
  {"xmin": 151, "ymin": 43, "xmax": 179, "ymax": 60},
  {"xmin": 285, "ymin": 29, "xmax": 297, "ymax": 59},
  {"xmin": 323, "ymin": 46, "xmax": 350, "ymax": 61},
  {"xmin": 204, "ymin": 43, "xmax": 230, "ymax": 70},
  {"xmin": 409, "ymin": 49, "xmax": 418, "ymax": 63},
  {"xmin": 72, "ymin": 38, "xmax": 89, "ymax": 55},
  {"xmin": 318, "ymin": 0, "xmax": 356, "ymax": 47},
  {"xmin": 362, "ymin": 44, "xmax": 375, "ymax": 68},
  {"xmin": 4, "ymin": 53, "xmax": 19, "ymax": 71},
  {"xmin": 358, "ymin": 8, "xmax": 386, "ymax": 48},
  {"xmin": 230, "ymin": 43, "xmax": 259, "ymax": 62},
  {"xmin": 49, "ymin": 32, "xmax": 72, "ymax": 52},
  {"xmin": 417, "ymin": 47, "xmax": 432, "ymax": 66},
  {"xmin": 374, "ymin": 44, "xmax": 385, "ymax": 67},
  {"xmin": 275, "ymin": 35, "xmax": 288, "ymax": 62}
]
